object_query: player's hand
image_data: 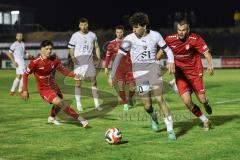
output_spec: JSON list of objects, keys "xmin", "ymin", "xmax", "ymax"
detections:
[
  {"xmin": 105, "ymin": 68, "xmax": 109, "ymax": 74},
  {"xmin": 95, "ymin": 59, "xmax": 101, "ymax": 68},
  {"xmin": 22, "ymin": 91, "xmax": 29, "ymax": 101},
  {"xmin": 72, "ymin": 57, "xmax": 79, "ymax": 65},
  {"xmin": 156, "ymin": 49, "xmax": 164, "ymax": 60},
  {"xmin": 167, "ymin": 62, "xmax": 175, "ymax": 74},
  {"xmin": 74, "ymin": 74, "xmax": 82, "ymax": 81},
  {"xmin": 207, "ymin": 66, "xmax": 214, "ymax": 76},
  {"xmin": 13, "ymin": 61, "xmax": 18, "ymax": 67}
]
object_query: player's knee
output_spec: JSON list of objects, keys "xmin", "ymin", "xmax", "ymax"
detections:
[{"xmin": 75, "ymin": 80, "xmax": 81, "ymax": 87}]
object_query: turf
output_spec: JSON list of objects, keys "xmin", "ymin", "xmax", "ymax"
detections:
[{"xmin": 0, "ymin": 69, "xmax": 239, "ymax": 160}]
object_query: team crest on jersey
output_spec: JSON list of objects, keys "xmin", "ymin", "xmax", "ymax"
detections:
[
  {"xmin": 143, "ymin": 46, "xmax": 147, "ymax": 50},
  {"xmin": 185, "ymin": 44, "xmax": 190, "ymax": 50}
]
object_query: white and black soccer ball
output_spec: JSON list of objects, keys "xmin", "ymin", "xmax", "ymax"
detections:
[{"xmin": 105, "ymin": 128, "xmax": 122, "ymax": 144}]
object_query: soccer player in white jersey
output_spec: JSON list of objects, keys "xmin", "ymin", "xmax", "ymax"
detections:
[
  {"xmin": 68, "ymin": 18, "xmax": 102, "ymax": 112},
  {"xmin": 7, "ymin": 32, "xmax": 29, "ymax": 96},
  {"xmin": 111, "ymin": 12, "xmax": 176, "ymax": 140}
]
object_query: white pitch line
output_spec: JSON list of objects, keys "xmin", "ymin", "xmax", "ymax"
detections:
[{"xmin": 215, "ymin": 99, "xmax": 240, "ymax": 104}]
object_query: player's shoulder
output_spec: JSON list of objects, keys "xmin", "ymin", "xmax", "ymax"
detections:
[
  {"xmin": 188, "ymin": 33, "xmax": 201, "ymax": 40},
  {"xmin": 165, "ymin": 33, "xmax": 178, "ymax": 40},
  {"xmin": 88, "ymin": 31, "xmax": 97, "ymax": 38},
  {"xmin": 32, "ymin": 55, "xmax": 42, "ymax": 64},
  {"xmin": 71, "ymin": 31, "xmax": 80, "ymax": 37},
  {"xmin": 124, "ymin": 33, "xmax": 135, "ymax": 41}
]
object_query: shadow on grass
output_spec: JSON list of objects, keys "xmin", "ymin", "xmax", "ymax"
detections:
[{"xmin": 175, "ymin": 114, "xmax": 240, "ymax": 138}]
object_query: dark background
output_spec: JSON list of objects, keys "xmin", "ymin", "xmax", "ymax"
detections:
[{"xmin": 0, "ymin": 0, "xmax": 239, "ymax": 31}]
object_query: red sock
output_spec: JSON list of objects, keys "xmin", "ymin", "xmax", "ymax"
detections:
[
  {"xmin": 50, "ymin": 105, "xmax": 61, "ymax": 117},
  {"xmin": 63, "ymin": 106, "xmax": 79, "ymax": 120},
  {"xmin": 191, "ymin": 105, "xmax": 203, "ymax": 117},
  {"xmin": 129, "ymin": 91, "xmax": 135, "ymax": 98},
  {"xmin": 119, "ymin": 90, "xmax": 127, "ymax": 104}
]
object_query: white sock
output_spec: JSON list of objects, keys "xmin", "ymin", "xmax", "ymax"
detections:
[
  {"xmin": 18, "ymin": 77, "xmax": 23, "ymax": 92},
  {"xmin": 75, "ymin": 87, "xmax": 82, "ymax": 109},
  {"xmin": 199, "ymin": 114, "xmax": 208, "ymax": 122},
  {"xmin": 11, "ymin": 77, "xmax": 20, "ymax": 92},
  {"xmin": 164, "ymin": 115, "xmax": 174, "ymax": 132},
  {"xmin": 92, "ymin": 86, "xmax": 99, "ymax": 108}
]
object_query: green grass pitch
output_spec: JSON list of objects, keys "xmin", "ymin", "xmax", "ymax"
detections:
[{"xmin": 0, "ymin": 69, "xmax": 239, "ymax": 160}]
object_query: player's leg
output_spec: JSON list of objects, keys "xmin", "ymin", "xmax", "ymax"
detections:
[
  {"xmin": 116, "ymin": 80, "xmax": 129, "ymax": 111},
  {"xmin": 125, "ymin": 72, "xmax": 136, "ymax": 107},
  {"xmin": 140, "ymin": 91, "xmax": 160, "ymax": 132},
  {"xmin": 169, "ymin": 78, "xmax": 178, "ymax": 93},
  {"xmin": 197, "ymin": 93, "xmax": 212, "ymax": 115},
  {"xmin": 181, "ymin": 92, "xmax": 210, "ymax": 131},
  {"xmin": 52, "ymin": 96, "xmax": 88, "ymax": 127},
  {"xmin": 18, "ymin": 74, "xmax": 23, "ymax": 96},
  {"xmin": 127, "ymin": 81, "xmax": 136, "ymax": 107},
  {"xmin": 90, "ymin": 76, "xmax": 102, "ymax": 111},
  {"xmin": 48, "ymin": 104, "xmax": 62, "ymax": 125},
  {"xmin": 152, "ymin": 84, "xmax": 176, "ymax": 140},
  {"xmin": 75, "ymin": 80, "xmax": 83, "ymax": 112},
  {"xmin": 10, "ymin": 73, "xmax": 21, "ymax": 96},
  {"xmin": 191, "ymin": 77, "xmax": 212, "ymax": 115}
]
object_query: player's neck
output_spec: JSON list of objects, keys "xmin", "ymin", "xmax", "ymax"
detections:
[
  {"xmin": 40, "ymin": 54, "xmax": 48, "ymax": 59},
  {"xmin": 80, "ymin": 30, "xmax": 88, "ymax": 35}
]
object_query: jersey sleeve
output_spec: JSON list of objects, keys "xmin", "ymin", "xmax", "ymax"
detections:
[
  {"xmin": 156, "ymin": 32, "xmax": 167, "ymax": 48},
  {"xmin": 118, "ymin": 37, "xmax": 131, "ymax": 56},
  {"xmin": 9, "ymin": 43, "xmax": 16, "ymax": 53},
  {"xmin": 194, "ymin": 36, "xmax": 209, "ymax": 54},
  {"xmin": 56, "ymin": 59, "xmax": 75, "ymax": 77},
  {"xmin": 156, "ymin": 33, "xmax": 174, "ymax": 63},
  {"xmin": 104, "ymin": 43, "xmax": 114, "ymax": 68},
  {"xmin": 23, "ymin": 60, "xmax": 37, "ymax": 91},
  {"xmin": 68, "ymin": 34, "xmax": 76, "ymax": 49}
]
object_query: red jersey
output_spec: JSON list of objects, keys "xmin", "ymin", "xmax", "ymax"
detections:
[
  {"xmin": 105, "ymin": 38, "xmax": 131, "ymax": 70},
  {"xmin": 23, "ymin": 55, "xmax": 75, "ymax": 92},
  {"xmin": 165, "ymin": 33, "xmax": 209, "ymax": 77}
]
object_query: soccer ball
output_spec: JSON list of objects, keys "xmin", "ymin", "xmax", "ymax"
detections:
[{"xmin": 105, "ymin": 128, "xmax": 122, "ymax": 144}]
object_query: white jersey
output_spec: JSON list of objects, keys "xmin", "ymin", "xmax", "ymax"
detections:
[
  {"xmin": 118, "ymin": 30, "xmax": 174, "ymax": 80},
  {"xmin": 68, "ymin": 31, "xmax": 97, "ymax": 58},
  {"xmin": 119, "ymin": 30, "xmax": 167, "ymax": 64},
  {"xmin": 9, "ymin": 41, "xmax": 25, "ymax": 66}
]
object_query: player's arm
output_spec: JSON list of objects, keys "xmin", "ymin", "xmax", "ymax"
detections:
[
  {"xmin": 68, "ymin": 35, "xmax": 78, "ymax": 65},
  {"xmin": 156, "ymin": 48, "xmax": 164, "ymax": 60},
  {"xmin": 158, "ymin": 34, "xmax": 175, "ymax": 74},
  {"xmin": 110, "ymin": 41, "xmax": 130, "ymax": 85},
  {"xmin": 22, "ymin": 60, "xmax": 37, "ymax": 101},
  {"xmin": 104, "ymin": 43, "xmax": 114, "ymax": 74},
  {"xmin": 203, "ymin": 51, "xmax": 214, "ymax": 76},
  {"xmin": 69, "ymin": 48, "xmax": 78, "ymax": 65},
  {"xmin": 94, "ymin": 40, "xmax": 101, "ymax": 68},
  {"xmin": 6, "ymin": 51, "xmax": 18, "ymax": 67},
  {"xmin": 56, "ymin": 59, "xmax": 75, "ymax": 78}
]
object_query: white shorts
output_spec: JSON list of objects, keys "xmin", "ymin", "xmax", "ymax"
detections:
[
  {"xmin": 16, "ymin": 66, "xmax": 25, "ymax": 75},
  {"xmin": 133, "ymin": 63, "xmax": 163, "ymax": 95},
  {"xmin": 74, "ymin": 64, "xmax": 96, "ymax": 78}
]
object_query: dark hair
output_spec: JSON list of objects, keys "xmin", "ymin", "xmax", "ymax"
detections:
[
  {"xmin": 129, "ymin": 12, "xmax": 149, "ymax": 27},
  {"xmin": 115, "ymin": 25, "xmax": 124, "ymax": 31},
  {"xmin": 41, "ymin": 40, "xmax": 53, "ymax": 47},
  {"xmin": 79, "ymin": 18, "xmax": 88, "ymax": 23}
]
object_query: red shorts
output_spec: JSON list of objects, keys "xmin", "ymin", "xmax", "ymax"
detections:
[
  {"xmin": 176, "ymin": 75, "xmax": 205, "ymax": 96},
  {"xmin": 39, "ymin": 88, "xmax": 63, "ymax": 104}
]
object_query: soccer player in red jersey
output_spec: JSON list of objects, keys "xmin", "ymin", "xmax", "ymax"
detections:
[
  {"xmin": 22, "ymin": 40, "xmax": 88, "ymax": 127},
  {"xmin": 165, "ymin": 20, "xmax": 213, "ymax": 131},
  {"xmin": 105, "ymin": 25, "xmax": 135, "ymax": 111}
]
